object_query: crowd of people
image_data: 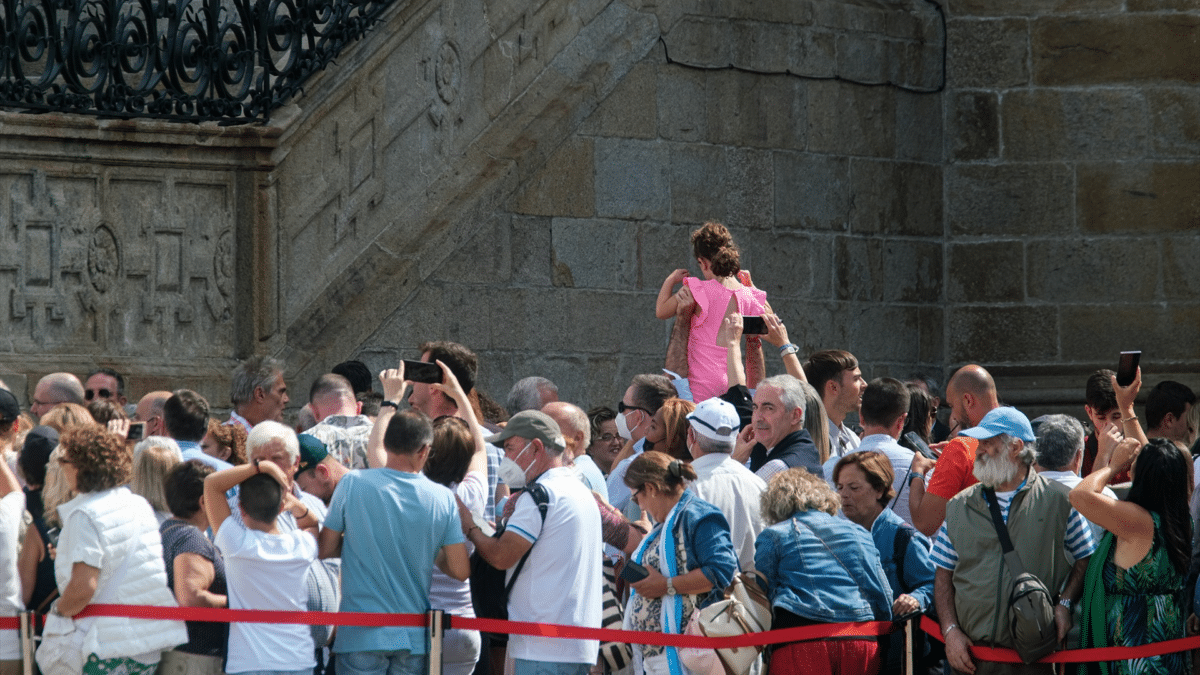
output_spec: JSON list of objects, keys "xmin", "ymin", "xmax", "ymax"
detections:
[{"xmin": 0, "ymin": 221, "xmax": 1198, "ymax": 675}]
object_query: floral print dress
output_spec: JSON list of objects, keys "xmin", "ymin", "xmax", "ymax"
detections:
[{"xmin": 1104, "ymin": 512, "xmax": 1188, "ymax": 675}]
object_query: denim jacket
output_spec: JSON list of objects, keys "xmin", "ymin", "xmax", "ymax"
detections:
[
  {"xmin": 643, "ymin": 491, "xmax": 739, "ymax": 608},
  {"xmin": 870, "ymin": 508, "xmax": 935, "ymax": 611},
  {"xmin": 755, "ymin": 509, "xmax": 893, "ymax": 623}
]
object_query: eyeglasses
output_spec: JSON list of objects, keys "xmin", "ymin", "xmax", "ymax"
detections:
[
  {"xmin": 597, "ymin": 433, "xmax": 621, "ymax": 443},
  {"xmin": 85, "ymin": 388, "xmax": 113, "ymax": 401},
  {"xmin": 618, "ymin": 402, "xmax": 651, "ymax": 416},
  {"xmin": 630, "ymin": 485, "xmax": 643, "ymax": 501}
]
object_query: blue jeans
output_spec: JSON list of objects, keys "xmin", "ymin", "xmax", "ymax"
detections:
[{"xmin": 336, "ymin": 651, "xmax": 426, "ymax": 675}]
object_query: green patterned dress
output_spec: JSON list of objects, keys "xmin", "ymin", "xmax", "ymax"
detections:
[{"xmin": 1102, "ymin": 512, "xmax": 1188, "ymax": 675}]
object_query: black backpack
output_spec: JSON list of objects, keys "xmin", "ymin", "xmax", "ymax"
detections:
[{"xmin": 469, "ymin": 483, "xmax": 549, "ymax": 642}]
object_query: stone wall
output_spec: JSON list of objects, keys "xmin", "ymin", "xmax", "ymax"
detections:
[
  {"xmin": 942, "ymin": 0, "xmax": 1200, "ymax": 414},
  {"xmin": 0, "ymin": 0, "xmax": 1195, "ymax": 418}
]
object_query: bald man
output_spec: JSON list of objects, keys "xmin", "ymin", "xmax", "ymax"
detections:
[
  {"xmin": 30, "ymin": 373, "xmax": 85, "ymax": 419},
  {"xmin": 135, "ymin": 390, "xmax": 173, "ymax": 437},
  {"xmin": 908, "ymin": 364, "xmax": 1001, "ymax": 536},
  {"xmin": 543, "ymin": 401, "xmax": 608, "ymax": 501}
]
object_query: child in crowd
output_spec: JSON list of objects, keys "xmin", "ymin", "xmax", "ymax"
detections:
[
  {"xmin": 204, "ymin": 459, "xmax": 318, "ymax": 675},
  {"xmin": 655, "ymin": 221, "xmax": 768, "ymax": 402}
]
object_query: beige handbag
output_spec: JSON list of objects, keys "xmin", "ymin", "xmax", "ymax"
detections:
[{"xmin": 680, "ymin": 572, "xmax": 772, "ymax": 675}]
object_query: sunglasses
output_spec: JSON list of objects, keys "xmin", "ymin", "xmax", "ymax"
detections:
[
  {"xmin": 85, "ymin": 388, "xmax": 113, "ymax": 401},
  {"xmin": 617, "ymin": 401, "xmax": 651, "ymax": 416}
]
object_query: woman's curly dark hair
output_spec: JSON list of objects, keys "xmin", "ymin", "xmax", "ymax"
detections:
[
  {"xmin": 61, "ymin": 426, "xmax": 132, "ymax": 493},
  {"xmin": 691, "ymin": 221, "xmax": 741, "ymax": 278}
]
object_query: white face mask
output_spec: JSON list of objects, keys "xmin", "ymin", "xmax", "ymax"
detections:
[
  {"xmin": 509, "ymin": 441, "xmax": 534, "ymax": 467},
  {"xmin": 616, "ymin": 410, "xmax": 641, "ymax": 441}
]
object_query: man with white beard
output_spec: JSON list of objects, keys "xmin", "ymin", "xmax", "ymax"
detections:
[{"xmin": 929, "ymin": 407, "xmax": 1095, "ymax": 675}]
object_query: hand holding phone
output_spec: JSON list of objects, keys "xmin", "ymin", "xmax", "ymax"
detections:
[
  {"xmin": 402, "ymin": 359, "xmax": 443, "ymax": 385},
  {"xmin": 1116, "ymin": 351, "xmax": 1141, "ymax": 388},
  {"xmin": 620, "ymin": 561, "xmax": 650, "ymax": 583}
]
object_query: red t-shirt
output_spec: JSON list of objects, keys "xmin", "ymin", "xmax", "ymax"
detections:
[{"xmin": 925, "ymin": 436, "xmax": 980, "ymax": 501}]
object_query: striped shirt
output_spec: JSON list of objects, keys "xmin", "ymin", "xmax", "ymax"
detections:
[{"xmin": 930, "ymin": 484, "xmax": 1097, "ymax": 570}]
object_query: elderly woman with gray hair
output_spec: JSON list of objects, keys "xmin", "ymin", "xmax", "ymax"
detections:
[{"xmin": 755, "ymin": 468, "xmax": 892, "ymax": 675}]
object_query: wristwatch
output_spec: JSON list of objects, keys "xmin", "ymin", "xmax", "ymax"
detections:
[
  {"xmin": 1058, "ymin": 597, "xmax": 1072, "ymax": 610},
  {"xmin": 380, "ymin": 400, "xmax": 400, "ymax": 410},
  {"xmin": 666, "ymin": 577, "xmax": 677, "ymax": 596},
  {"xmin": 779, "ymin": 343, "xmax": 799, "ymax": 356}
]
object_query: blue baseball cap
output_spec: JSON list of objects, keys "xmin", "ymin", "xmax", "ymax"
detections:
[{"xmin": 959, "ymin": 407, "xmax": 1035, "ymax": 443}]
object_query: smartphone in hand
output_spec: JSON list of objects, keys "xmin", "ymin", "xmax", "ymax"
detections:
[
  {"xmin": 620, "ymin": 561, "xmax": 650, "ymax": 583},
  {"xmin": 402, "ymin": 359, "xmax": 443, "ymax": 384},
  {"xmin": 1116, "ymin": 351, "xmax": 1141, "ymax": 387}
]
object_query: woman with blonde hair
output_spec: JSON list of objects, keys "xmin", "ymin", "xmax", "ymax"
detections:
[
  {"xmin": 131, "ymin": 437, "xmax": 183, "ymax": 523},
  {"xmin": 756, "ymin": 468, "xmax": 892, "ymax": 675}
]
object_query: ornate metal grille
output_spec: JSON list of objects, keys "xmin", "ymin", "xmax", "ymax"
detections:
[{"xmin": 0, "ymin": 0, "xmax": 392, "ymax": 123}]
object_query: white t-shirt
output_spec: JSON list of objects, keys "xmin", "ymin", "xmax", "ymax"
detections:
[
  {"xmin": 215, "ymin": 517, "xmax": 317, "ymax": 673},
  {"xmin": 428, "ymin": 471, "xmax": 486, "ymax": 616},
  {"xmin": 0, "ymin": 491, "xmax": 23, "ymax": 660},
  {"xmin": 506, "ymin": 467, "xmax": 602, "ymax": 664}
]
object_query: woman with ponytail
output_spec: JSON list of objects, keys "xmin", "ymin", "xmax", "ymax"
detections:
[
  {"xmin": 655, "ymin": 222, "xmax": 769, "ymax": 402},
  {"xmin": 622, "ymin": 451, "xmax": 737, "ymax": 675}
]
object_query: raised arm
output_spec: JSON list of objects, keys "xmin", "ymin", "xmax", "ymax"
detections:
[
  {"xmin": 762, "ymin": 313, "xmax": 807, "ymax": 383},
  {"xmin": 431, "ymin": 361, "xmax": 487, "ymax": 478},
  {"xmin": 1070, "ymin": 437, "xmax": 1154, "ymax": 541},
  {"xmin": 204, "ymin": 459, "xmax": 291, "ymax": 535},
  {"xmin": 718, "ymin": 311, "xmax": 747, "ymax": 388},
  {"xmin": 368, "ymin": 362, "xmax": 408, "ymax": 469},
  {"xmin": 664, "ymin": 285, "xmax": 696, "ymax": 376},
  {"xmin": 1112, "ymin": 369, "xmax": 1148, "ymax": 448},
  {"xmin": 655, "ymin": 269, "xmax": 689, "ymax": 320}
]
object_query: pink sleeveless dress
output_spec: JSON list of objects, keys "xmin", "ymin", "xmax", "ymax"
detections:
[{"xmin": 682, "ymin": 276, "xmax": 768, "ymax": 402}]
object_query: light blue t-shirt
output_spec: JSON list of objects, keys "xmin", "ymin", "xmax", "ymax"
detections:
[
  {"xmin": 324, "ymin": 468, "xmax": 464, "ymax": 654},
  {"xmin": 573, "ymin": 454, "xmax": 608, "ymax": 502}
]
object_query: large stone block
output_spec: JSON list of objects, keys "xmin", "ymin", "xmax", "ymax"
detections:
[
  {"xmin": 662, "ymin": 17, "xmax": 730, "ymax": 68},
  {"xmin": 947, "ymin": 18, "xmax": 1029, "ymax": 89},
  {"xmin": 1033, "ymin": 15, "xmax": 1200, "ymax": 86},
  {"xmin": 836, "ymin": 33, "xmax": 888, "ymax": 85},
  {"xmin": 1077, "ymin": 162, "xmax": 1200, "ymax": 233},
  {"xmin": 563, "ymin": 289, "xmax": 661, "ymax": 355},
  {"xmin": 736, "ymin": 231, "xmax": 819, "ymax": 298},
  {"xmin": 581, "ymin": 61, "xmax": 657, "ymax": 140},
  {"xmin": 794, "ymin": 29, "xmax": 837, "ymax": 78},
  {"xmin": 510, "ymin": 215, "xmax": 553, "ymax": 286},
  {"xmin": 1148, "ymin": 88, "xmax": 1200, "ymax": 158},
  {"xmin": 725, "ymin": 148, "xmax": 774, "ymax": 230},
  {"xmin": 669, "ymin": 143, "xmax": 729, "ymax": 225},
  {"xmin": 1163, "ymin": 236, "xmax": 1200, "ymax": 299},
  {"xmin": 948, "ymin": 91, "xmax": 999, "ymax": 161},
  {"xmin": 774, "ymin": 152, "xmax": 850, "ymax": 231},
  {"xmin": 1002, "ymin": 89, "xmax": 1149, "ymax": 161},
  {"xmin": 843, "ymin": 303, "xmax": 924, "ymax": 366},
  {"xmin": 638, "ymin": 221, "xmax": 693, "ymax": 291},
  {"xmin": 947, "ymin": 163, "xmax": 1074, "ymax": 235},
  {"xmin": 657, "ymin": 66, "xmax": 708, "ymax": 142},
  {"xmin": 705, "ymin": 70, "xmax": 806, "ymax": 150},
  {"xmin": 917, "ymin": 306, "xmax": 945, "ymax": 365},
  {"xmin": 807, "ymin": 80, "xmax": 897, "ymax": 158},
  {"xmin": 594, "ymin": 138, "xmax": 669, "ymax": 220},
  {"xmin": 1058, "ymin": 305, "xmax": 1189, "ymax": 363},
  {"xmin": 731, "ymin": 20, "xmax": 794, "ymax": 73},
  {"xmin": 947, "ymin": 242, "xmax": 1024, "ymax": 303},
  {"xmin": 1128, "ymin": 0, "xmax": 1200, "ymax": 9},
  {"xmin": 550, "ymin": 218, "xmax": 639, "ymax": 289},
  {"xmin": 895, "ymin": 89, "xmax": 943, "ymax": 164},
  {"xmin": 835, "ymin": 237, "xmax": 942, "ymax": 303},
  {"xmin": 849, "ymin": 160, "xmax": 942, "ymax": 236},
  {"xmin": 431, "ymin": 212, "xmax": 514, "ymax": 285},
  {"xmin": 948, "ymin": 306, "xmax": 1059, "ymax": 364},
  {"xmin": 512, "ymin": 137, "xmax": 594, "ymax": 216},
  {"xmin": 1027, "ymin": 239, "xmax": 1159, "ymax": 303}
]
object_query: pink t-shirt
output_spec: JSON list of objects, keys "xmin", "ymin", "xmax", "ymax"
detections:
[{"xmin": 683, "ymin": 277, "xmax": 768, "ymax": 402}]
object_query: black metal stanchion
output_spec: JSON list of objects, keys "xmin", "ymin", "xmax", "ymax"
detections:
[{"xmin": 428, "ymin": 610, "xmax": 445, "ymax": 675}]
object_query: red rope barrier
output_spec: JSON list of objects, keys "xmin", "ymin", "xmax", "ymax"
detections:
[
  {"xmin": 0, "ymin": 618, "xmax": 16, "ymax": 630},
  {"xmin": 920, "ymin": 615, "xmax": 1200, "ymax": 664},
  {"xmin": 24, "ymin": 605, "xmax": 1200, "ymax": 662}
]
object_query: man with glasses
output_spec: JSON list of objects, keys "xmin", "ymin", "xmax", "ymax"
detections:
[
  {"xmin": 605, "ymin": 374, "xmax": 675, "ymax": 515},
  {"xmin": 84, "ymin": 367, "xmax": 127, "ymax": 407},
  {"xmin": 29, "ymin": 372, "xmax": 85, "ymax": 419}
]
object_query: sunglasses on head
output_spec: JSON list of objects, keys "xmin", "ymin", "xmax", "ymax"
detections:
[
  {"xmin": 85, "ymin": 389, "xmax": 113, "ymax": 401},
  {"xmin": 617, "ymin": 401, "xmax": 651, "ymax": 415}
]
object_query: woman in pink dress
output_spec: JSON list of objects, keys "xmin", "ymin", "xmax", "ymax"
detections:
[{"xmin": 655, "ymin": 222, "xmax": 768, "ymax": 402}]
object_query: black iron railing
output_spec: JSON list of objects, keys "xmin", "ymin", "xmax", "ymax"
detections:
[{"xmin": 0, "ymin": 0, "xmax": 392, "ymax": 123}]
